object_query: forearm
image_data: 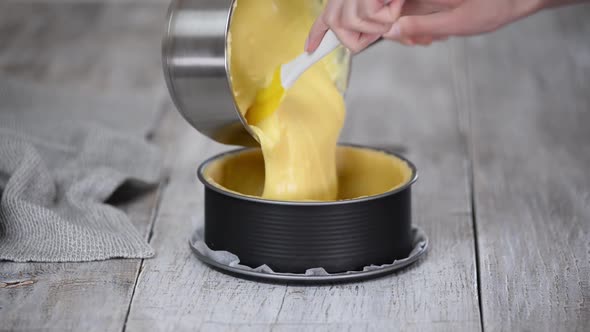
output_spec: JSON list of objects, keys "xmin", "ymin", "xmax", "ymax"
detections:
[
  {"xmin": 514, "ymin": 0, "xmax": 587, "ymax": 24},
  {"xmin": 540, "ymin": 0, "xmax": 589, "ymax": 9}
]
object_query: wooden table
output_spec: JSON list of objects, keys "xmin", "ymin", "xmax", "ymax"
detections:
[{"xmin": 1, "ymin": 2, "xmax": 588, "ymax": 331}]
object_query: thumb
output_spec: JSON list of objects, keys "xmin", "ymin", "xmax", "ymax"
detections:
[{"xmin": 383, "ymin": 10, "xmax": 463, "ymax": 41}]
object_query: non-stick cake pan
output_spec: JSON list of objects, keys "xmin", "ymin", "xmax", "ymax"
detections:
[{"xmin": 196, "ymin": 145, "xmax": 419, "ymax": 274}]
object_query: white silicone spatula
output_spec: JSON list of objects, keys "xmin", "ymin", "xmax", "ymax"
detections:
[
  {"xmin": 281, "ymin": 29, "xmax": 341, "ymax": 89},
  {"xmin": 245, "ymin": 30, "xmax": 341, "ymax": 125}
]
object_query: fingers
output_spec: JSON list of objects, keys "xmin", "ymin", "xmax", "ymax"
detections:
[
  {"xmin": 353, "ymin": 33, "xmax": 383, "ymax": 53},
  {"xmin": 411, "ymin": 36, "xmax": 433, "ymax": 46},
  {"xmin": 328, "ymin": 0, "xmax": 387, "ymax": 53},
  {"xmin": 306, "ymin": 0, "xmax": 343, "ymax": 52},
  {"xmin": 383, "ymin": 9, "xmax": 464, "ymax": 42},
  {"xmin": 324, "ymin": 2, "xmax": 365, "ymax": 52},
  {"xmin": 306, "ymin": 0, "xmax": 406, "ymax": 54},
  {"xmin": 307, "ymin": 7, "xmax": 380, "ymax": 53},
  {"xmin": 341, "ymin": 0, "xmax": 389, "ymax": 34},
  {"xmin": 401, "ymin": 1, "xmax": 446, "ymax": 16},
  {"xmin": 371, "ymin": 0, "xmax": 406, "ymax": 24},
  {"xmin": 306, "ymin": 16, "xmax": 330, "ymax": 52}
]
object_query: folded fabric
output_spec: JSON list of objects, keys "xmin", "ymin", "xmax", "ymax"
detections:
[{"xmin": 0, "ymin": 78, "xmax": 162, "ymax": 262}]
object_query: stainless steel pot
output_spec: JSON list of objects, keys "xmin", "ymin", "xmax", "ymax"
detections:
[{"xmin": 162, "ymin": 0, "xmax": 351, "ymax": 146}]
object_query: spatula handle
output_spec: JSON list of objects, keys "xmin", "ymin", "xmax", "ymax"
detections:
[{"xmin": 281, "ymin": 30, "xmax": 341, "ymax": 88}]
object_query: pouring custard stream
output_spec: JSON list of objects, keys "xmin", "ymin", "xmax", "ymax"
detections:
[{"xmin": 228, "ymin": 0, "xmax": 345, "ymax": 201}]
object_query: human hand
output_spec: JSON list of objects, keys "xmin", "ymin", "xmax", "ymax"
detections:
[
  {"xmin": 384, "ymin": 0, "xmax": 545, "ymax": 45},
  {"xmin": 305, "ymin": 0, "xmax": 405, "ymax": 54},
  {"xmin": 306, "ymin": 0, "xmax": 575, "ymax": 50}
]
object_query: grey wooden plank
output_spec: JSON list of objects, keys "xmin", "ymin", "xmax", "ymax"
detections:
[
  {"xmin": 126, "ymin": 40, "xmax": 481, "ymax": 330},
  {"xmin": 125, "ymin": 109, "xmax": 291, "ymax": 331},
  {"xmin": 0, "ymin": 3, "xmax": 170, "ymax": 331},
  {"xmin": 274, "ymin": 41, "xmax": 481, "ymax": 332},
  {"xmin": 17, "ymin": 1, "xmax": 168, "ymax": 3},
  {"xmin": 0, "ymin": 117, "xmax": 167, "ymax": 331},
  {"xmin": 0, "ymin": 2, "xmax": 167, "ymax": 99},
  {"xmin": 462, "ymin": 6, "xmax": 590, "ymax": 331},
  {"xmin": 0, "ymin": 191, "xmax": 159, "ymax": 331}
]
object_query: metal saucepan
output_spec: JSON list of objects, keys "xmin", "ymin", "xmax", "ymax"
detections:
[{"xmin": 162, "ymin": 0, "xmax": 351, "ymax": 146}]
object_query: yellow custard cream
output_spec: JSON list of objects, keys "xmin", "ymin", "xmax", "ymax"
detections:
[
  {"xmin": 205, "ymin": 147, "xmax": 413, "ymax": 201},
  {"xmin": 225, "ymin": 0, "xmax": 411, "ymax": 201}
]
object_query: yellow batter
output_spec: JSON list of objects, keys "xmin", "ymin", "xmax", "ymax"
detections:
[
  {"xmin": 229, "ymin": 0, "xmax": 345, "ymax": 201},
  {"xmin": 225, "ymin": 0, "xmax": 411, "ymax": 201},
  {"xmin": 205, "ymin": 146, "xmax": 413, "ymax": 200}
]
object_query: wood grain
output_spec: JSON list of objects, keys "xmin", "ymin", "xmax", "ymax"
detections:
[
  {"xmin": 125, "ymin": 40, "xmax": 482, "ymax": 331},
  {"xmin": 0, "ymin": 194, "xmax": 158, "ymax": 331},
  {"xmin": 463, "ymin": 6, "xmax": 590, "ymax": 331},
  {"xmin": 0, "ymin": 2, "xmax": 166, "ymax": 98},
  {"xmin": 0, "ymin": 3, "xmax": 169, "ymax": 331},
  {"xmin": 125, "ymin": 108, "xmax": 293, "ymax": 332}
]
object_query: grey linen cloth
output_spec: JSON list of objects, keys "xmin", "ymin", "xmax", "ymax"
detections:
[{"xmin": 0, "ymin": 78, "xmax": 162, "ymax": 262}]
